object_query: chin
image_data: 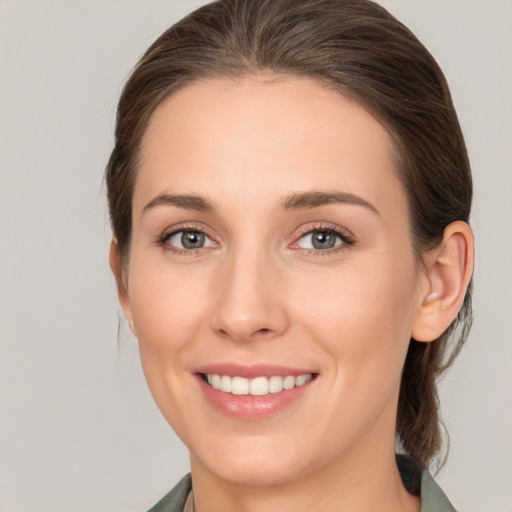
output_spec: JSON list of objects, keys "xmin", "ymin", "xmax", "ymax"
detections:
[
  {"xmin": 190, "ymin": 433, "xmax": 313, "ymax": 487},
  {"xmin": 204, "ymin": 458, "xmax": 306, "ymax": 487}
]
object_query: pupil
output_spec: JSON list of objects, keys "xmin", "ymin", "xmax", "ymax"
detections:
[
  {"xmin": 181, "ymin": 232, "xmax": 205, "ymax": 249},
  {"xmin": 312, "ymin": 231, "xmax": 335, "ymax": 249}
]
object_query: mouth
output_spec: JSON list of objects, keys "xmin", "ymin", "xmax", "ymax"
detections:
[
  {"xmin": 200, "ymin": 372, "xmax": 317, "ymax": 396},
  {"xmin": 194, "ymin": 365, "xmax": 319, "ymax": 419}
]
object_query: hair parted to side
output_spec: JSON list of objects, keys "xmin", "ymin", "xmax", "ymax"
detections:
[{"xmin": 105, "ymin": 0, "xmax": 472, "ymax": 469}]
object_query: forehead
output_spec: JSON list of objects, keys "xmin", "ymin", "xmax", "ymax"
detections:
[{"xmin": 135, "ymin": 76, "xmax": 406, "ymax": 220}]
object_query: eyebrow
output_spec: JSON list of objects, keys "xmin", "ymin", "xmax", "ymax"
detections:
[
  {"xmin": 143, "ymin": 193, "xmax": 216, "ymax": 214},
  {"xmin": 280, "ymin": 191, "xmax": 380, "ymax": 215},
  {"xmin": 142, "ymin": 190, "xmax": 379, "ymax": 216}
]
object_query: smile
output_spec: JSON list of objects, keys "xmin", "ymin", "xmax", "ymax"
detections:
[
  {"xmin": 204, "ymin": 373, "xmax": 314, "ymax": 396},
  {"xmin": 194, "ymin": 364, "xmax": 319, "ymax": 419}
]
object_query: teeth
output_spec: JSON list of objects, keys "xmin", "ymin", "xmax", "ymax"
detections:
[
  {"xmin": 249, "ymin": 376, "xmax": 268, "ymax": 396},
  {"xmin": 220, "ymin": 375, "xmax": 232, "ymax": 393},
  {"xmin": 295, "ymin": 374, "xmax": 309, "ymax": 386},
  {"xmin": 268, "ymin": 375, "xmax": 284, "ymax": 393},
  {"xmin": 211, "ymin": 374, "xmax": 221, "ymax": 390},
  {"xmin": 205, "ymin": 373, "xmax": 313, "ymax": 396},
  {"xmin": 283, "ymin": 375, "xmax": 296, "ymax": 390},
  {"xmin": 231, "ymin": 376, "xmax": 249, "ymax": 395}
]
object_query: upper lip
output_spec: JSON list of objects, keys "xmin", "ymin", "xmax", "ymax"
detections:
[{"xmin": 193, "ymin": 363, "xmax": 318, "ymax": 379}]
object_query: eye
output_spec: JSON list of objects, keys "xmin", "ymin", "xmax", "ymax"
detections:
[
  {"xmin": 293, "ymin": 227, "xmax": 354, "ymax": 252},
  {"xmin": 161, "ymin": 229, "xmax": 216, "ymax": 251},
  {"xmin": 297, "ymin": 230, "xmax": 341, "ymax": 250}
]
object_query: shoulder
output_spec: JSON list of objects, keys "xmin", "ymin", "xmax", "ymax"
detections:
[
  {"xmin": 146, "ymin": 474, "xmax": 192, "ymax": 512},
  {"xmin": 397, "ymin": 454, "xmax": 457, "ymax": 512}
]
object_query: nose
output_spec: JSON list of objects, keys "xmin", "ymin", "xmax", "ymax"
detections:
[{"xmin": 210, "ymin": 247, "xmax": 289, "ymax": 343}]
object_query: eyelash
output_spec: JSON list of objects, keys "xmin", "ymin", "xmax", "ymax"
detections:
[
  {"xmin": 293, "ymin": 224, "xmax": 355, "ymax": 256},
  {"xmin": 155, "ymin": 223, "xmax": 355, "ymax": 256},
  {"xmin": 155, "ymin": 223, "xmax": 215, "ymax": 256}
]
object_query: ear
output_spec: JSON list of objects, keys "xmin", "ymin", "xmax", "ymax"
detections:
[
  {"xmin": 109, "ymin": 237, "xmax": 136, "ymax": 337},
  {"xmin": 412, "ymin": 221, "xmax": 474, "ymax": 342}
]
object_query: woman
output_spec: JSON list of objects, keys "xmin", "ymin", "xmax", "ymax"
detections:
[{"xmin": 106, "ymin": 0, "xmax": 474, "ymax": 510}]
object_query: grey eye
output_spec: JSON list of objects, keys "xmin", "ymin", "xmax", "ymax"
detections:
[
  {"xmin": 182, "ymin": 232, "xmax": 205, "ymax": 249},
  {"xmin": 297, "ymin": 230, "xmax": 342, "ymax": 250},
  {"xmin": 168, "ymin": 231, "xmax": 214, "ymax": 250}
]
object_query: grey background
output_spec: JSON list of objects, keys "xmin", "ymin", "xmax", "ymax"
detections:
[{"xmin": 0, "ymin": 1, "xmax": 510, "ymax": 511}]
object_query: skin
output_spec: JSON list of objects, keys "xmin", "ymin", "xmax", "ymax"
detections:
[{"xmin": 111, "ymin": 75, "xmax": 473, "ymax": 512}]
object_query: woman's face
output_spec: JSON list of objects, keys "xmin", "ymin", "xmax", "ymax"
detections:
[{"xmin": 119, "ymin": 76, "xmax": 429, "ymax": 485}]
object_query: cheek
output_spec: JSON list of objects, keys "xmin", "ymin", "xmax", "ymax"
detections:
[
  {"xmin": 125, "ymin": 254, "xmax": 214, "ymax": 426},
  {"xmin": 126, "ymin": 256, "xmax": 214, "ymax": 401},
  {"xmin": 287, "ymin": 259, "xmax": 419, "ymax": 447},
  {"xmin": 291, "ymin": 256, "xmax": 418, "ymax": 382},
  {"xmin": 128, "ymin": 253, "xmax": 207, "ymax": 342}
]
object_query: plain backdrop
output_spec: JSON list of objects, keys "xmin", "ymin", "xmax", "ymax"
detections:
[{"xmin": 0, "ymin": 1, "xmax": 511, "ymax": 511}]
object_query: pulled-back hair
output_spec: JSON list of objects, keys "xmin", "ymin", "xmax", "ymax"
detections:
[{"xmin": 105, "ymin": 0, "xmax": 472, "ymax": 468}]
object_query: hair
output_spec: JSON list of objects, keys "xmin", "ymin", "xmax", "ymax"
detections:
[{"xmin": 105, "ymin": 0, "xmax": 472, "ymax": 469}]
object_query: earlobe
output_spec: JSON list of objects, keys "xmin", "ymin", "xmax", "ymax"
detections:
[
  {"xmin": 109, "ymin": 238, "xmax": 135, "ymax": 333},
  {"xmin": 412, "ymin": 221, "xmax": 474, "ymax": 342}
]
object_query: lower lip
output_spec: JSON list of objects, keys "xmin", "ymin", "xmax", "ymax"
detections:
[{"xmin": 196, "ymin": 375, "xmax": 315, "ymax": 420}]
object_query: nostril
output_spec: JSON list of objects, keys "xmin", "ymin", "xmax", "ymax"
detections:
[{"xmin": 254, "ymin": 328, "xmax": 273, "ymax": 337}]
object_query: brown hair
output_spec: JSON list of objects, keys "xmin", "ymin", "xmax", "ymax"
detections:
[{"xmin": 105, "ymin": 0, "xmax": 472, "ymax": 468}]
